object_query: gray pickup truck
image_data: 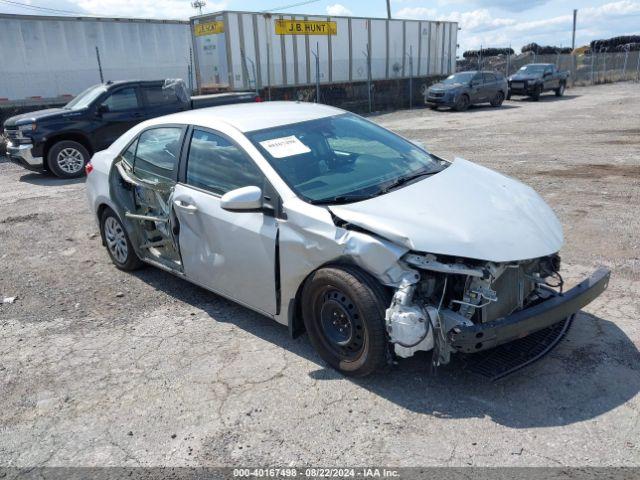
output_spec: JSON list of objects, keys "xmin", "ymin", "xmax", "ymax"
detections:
[
  {"xmin": 424, "ymin": 71, "xmax": 508, "ymax": 111},
  {"xmin": 507, "ymin": 63, "xmax": 569, "ymax": 101}
]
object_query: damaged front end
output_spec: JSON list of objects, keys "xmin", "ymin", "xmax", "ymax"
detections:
[{"xmin": 385, "ymin": 252, "xmax": 610, "ymax": 366}]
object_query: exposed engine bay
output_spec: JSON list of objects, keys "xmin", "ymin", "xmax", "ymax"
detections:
[{"xmin": 385, "ymin": 252, "xmax": 564, "ymax": 365}]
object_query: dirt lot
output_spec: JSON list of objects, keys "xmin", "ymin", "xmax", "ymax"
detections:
[{"xmin": 1, "ymin": 82, "xmax": 639, "ymax": 468}]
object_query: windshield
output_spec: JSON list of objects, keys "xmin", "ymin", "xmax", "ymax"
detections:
[
  {"xmin": 64, "ymin": 85, "xmax": 107, "ymax": 110},
  {"xmin": 442, "ymin": 72, "xmax": 475, "ymax": 85},
  {"xmin": 247, "ymin": 113, "xmax": 447, "ymax": 204},
  {"xmin": 519, "ymin": 65, "xmax": 546, "ymax": 74}
]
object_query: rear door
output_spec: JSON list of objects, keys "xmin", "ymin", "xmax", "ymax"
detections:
[
  {"xmin": 543, "ymin": 65, "xmax": 558, "ymax": 90},
  {"xmin": 469, "ymin": 73, "xmax": 484, "ymax": 102},
  {"xmin": 482, "ymin": 72, "xmax": 498, "ymax": 102},
  {"xmin": 93, "ymin": 86, "xmax": 144, "ymax": 149},
  {"xmin": 172, "ymin": 127, "xmax": 279, "ymax": 315},
  {"xmin": 140, "ymin": 83, "xmax": 188, "ymax": 120}
]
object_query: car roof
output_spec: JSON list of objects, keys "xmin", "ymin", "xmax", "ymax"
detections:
[{"xmin": 146, "ymin": 101, "xmax": 346, "ymax": 133}]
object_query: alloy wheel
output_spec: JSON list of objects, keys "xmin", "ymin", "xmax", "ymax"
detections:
[{"xmin": 56, "ymin": 147, "xmax": 85, "ymax": 174}]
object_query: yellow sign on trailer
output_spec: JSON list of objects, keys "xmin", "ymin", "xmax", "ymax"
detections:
[
  {"xmin": 194, "ymin": 21, "xmax": 225, "ymax": 36},
  {"xmin": 275, "ymin": 19, "xmax": 337, "ymax": 35}
]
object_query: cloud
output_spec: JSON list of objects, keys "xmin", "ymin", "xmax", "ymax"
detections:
[
  {"xmin": 474, "ymin": 0, "xmax": 550, "ymax": 12},
  {"xmin": 397, "ymin": 0, "xmax": 640, "ymax": 53},
  {"xmin": 395, "ymin": 7, "xmax": 515, "ymax": 33},
  {"xmin": 326, "ymin": 3, "xmax": 353, "ymax": 16}
]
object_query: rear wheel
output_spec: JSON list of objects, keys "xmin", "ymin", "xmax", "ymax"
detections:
[
  {"xmin": 100, "ymin": 208, "xmax": 143, "ymax": 271},
  {"xmin": 301, "ymin": 266, "xmax": 389, "ymax": 376},
  {"xmin": 453, "ymin": 94, "xmax": 470, "ymax": 112},
  {"xmin": 490, "ymin": 91, "xmax": 505, "ymax": 107},
  {"xmin": 555, "ymin": 82, "xmax": 566, "ymax": 97},
  {"xmin": 47, "ymin": 140, "xmax": 90, "ymax": 178},
  {"xmin": 506, "ymin": 90, "xmax": 512, "ymax": 100}
]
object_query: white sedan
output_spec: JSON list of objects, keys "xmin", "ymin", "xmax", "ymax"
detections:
[{"xmin": 86, "ymin": 102, "xmax": 609, "ymax": 376}]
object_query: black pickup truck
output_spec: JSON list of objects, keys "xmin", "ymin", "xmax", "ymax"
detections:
[
  {"xmin": 507, "ymin": 63, "xmax": 569, "ymax": 101},
  {"xmin": 3, "ymin": 80, "xmax": 258, "ymax": 178}
]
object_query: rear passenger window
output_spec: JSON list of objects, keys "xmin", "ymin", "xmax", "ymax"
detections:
[
  {"xmin": 483, "ymin": 73, "xmax": 496, "ymax": 82},
  {"xmin": 186, "ymin": 129, "xmax": 262, "ymax": 195},
  {"xmin": 102, "ymin": 87, "xmax": 139, "ymax": 111},
  {"xmin": 122, "ymin": 139, "xmax": 138, "ymax": 166},
  {"xmin": 133, "ymin": 127, "xmax": 182, "ymax": 181},
  {"xmin": 142, "ymin": 85, "xmax": 182, "ymax": 107}
]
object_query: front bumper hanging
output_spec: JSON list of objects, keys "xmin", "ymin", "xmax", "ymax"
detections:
[{"xmin": 449, "ymin": 267, "xmax": 610, "ymax": 353}]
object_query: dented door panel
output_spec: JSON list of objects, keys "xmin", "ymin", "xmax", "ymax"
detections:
[{"xmin": 173, "ymin": 183, "xmax": 279, "ymax": 315}]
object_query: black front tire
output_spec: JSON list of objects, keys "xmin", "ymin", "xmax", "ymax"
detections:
[
  {"xmin": 47, "ymin": 140, "xmax": 90, "ymax": 178},
  {"xmin": 301, "ymin": 266, "xmax": 389, "ymax": 377},
  {"xmin": 506, "ymin": 90, "xmax": 512, "ymax": 100},
  {"xmin": 531, "ymin": 85, "xmax": 542, "ymax": 101},
  {"xmin": 555, "ymin": 82, "xmax": 566, "ymax": 97},
  {"xmin": 100, "ymin": 208, "xmax": 144, "ymax": 271},
  {"xmin": 454, "ymin": 94, "xmax": 470, "ymax": 112}
]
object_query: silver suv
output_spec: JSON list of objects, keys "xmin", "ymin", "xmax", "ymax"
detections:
[{"xmin": 425, "ymin": 71, "xmax": 509, "ymax": 111}]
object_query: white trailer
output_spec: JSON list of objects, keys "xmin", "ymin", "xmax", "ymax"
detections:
[
  {"xmin": 190, "ymin": 11, "xmax": 458, "ymax": 93},
  {"xmin": 0, "ymin": 14, "xmax": 192, "ymax": 102}
]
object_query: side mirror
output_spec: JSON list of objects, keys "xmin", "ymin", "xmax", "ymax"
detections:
[
  {"xmin": 97, "ymin": 104, "xmax": 110, "ymax": 115},
  {"xmin": 221, "ymin": 186, "xmax": 263, "ymax": 212}
]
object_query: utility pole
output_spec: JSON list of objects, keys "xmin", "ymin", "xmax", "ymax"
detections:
[
  {"xmin": 386, "ymin": 0, "xmax": 391, "ymax": 19},
  {"xmin": 571, "ymin": 9, "xmax": 577, "ymax": 50},
  {"xmin": 191, "ymin": 0, "xmax": 206, "ymax": 16}
]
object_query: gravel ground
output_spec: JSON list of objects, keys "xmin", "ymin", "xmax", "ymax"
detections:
[{"xmin": 0, "ymin": 82, "xmax": 639, "ymax": 468}]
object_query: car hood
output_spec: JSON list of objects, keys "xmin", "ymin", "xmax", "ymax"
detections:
[
  {"xmin": 3, "ymin": 108, "xmax": 67, "ymax": 127},
  {"xmin": 510, "ymin": 74, "xmax": 540, "ymax": 81},
  {"xmin": 429, "ymin": 82, "xmax": 463, "ymax": 91},
  {"xmin": 329, "ymin": 158, "xmax": 563, "ymax": 263}
]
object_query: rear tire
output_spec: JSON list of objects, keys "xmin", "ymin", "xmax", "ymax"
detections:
[
  {"xmin": 506, "ymin": 90, "xmax": 512, "ymax": 100},
  {"xmin": 301, "ymin": 265, "xmax": 389, "ymax": 377},
  {"xmin": 47, "ymin": 140, "xmax": 90, "ymax": 178},
  {"xmin": 490, "ymin": 91, "xmax": 505, "ymax": 107},
  {"xmin": 454, "ymin": 94, "xmax": 470, "ymax": 112},
  {"xmin": 429, "ymin": 104, "xmax": 438, "ymax": 110},
  {"xmin": 100, "ymin": 208, "xmax": 143, "ymax": 271},
  {"xmin": 555, "ymin": 82, "xmax": 566, "ymax": 97}
]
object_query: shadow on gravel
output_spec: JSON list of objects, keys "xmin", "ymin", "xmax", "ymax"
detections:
[
  {"xmin": 133, "ymin": 267, "xmax": 639, "ymax": 430},
  {"xmin": 509, "ymin": 93, "xmax": 581, "ymax": 103},
  {"xmin": 19, "ymin": 172, "xmax": 85, "ymax": 186},
  {"xmin": 442, "ymin": 104, "xmax": 521, "ymax": 113}
]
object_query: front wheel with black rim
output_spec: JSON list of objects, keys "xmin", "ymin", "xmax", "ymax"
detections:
[
  {"xmin": 453, "ymin": 94, "xmax": 470, "ymax": 112},
  {"xmin": 531, "ymin": 85, "xmax": 542, "ymax": 101},
  {"xmin": 100, "ymin": 208, "xmax": 143, "ymax": 271},
  {"xmin": 47, "ymin": 140, "xmax": 90, "ymax": 178},
  {"xmin": 301, "ymin": 266, "xmax": 389, "ymax": 377}
]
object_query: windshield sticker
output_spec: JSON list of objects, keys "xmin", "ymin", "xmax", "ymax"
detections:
[{"xmin": 259, "ymin": 136, "xmax": 311, "ymax": 158}]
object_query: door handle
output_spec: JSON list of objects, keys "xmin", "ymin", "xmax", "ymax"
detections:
[{"xmin": 174, "ymin": 199, "xmax": 198, "ymax": 213}]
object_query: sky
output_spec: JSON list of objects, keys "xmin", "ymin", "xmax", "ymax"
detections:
[{"xmin": 1, "ymin": 0, "xmax": 639, "ymax": 53}]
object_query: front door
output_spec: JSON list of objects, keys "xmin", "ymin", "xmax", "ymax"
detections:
[
  {"xmin": 93, "ymin": 86, "xmax": 144, "ymax": 150},
  {"xmin": 173, "ymin": 128, "xmax": 278, "ymax": 315}
]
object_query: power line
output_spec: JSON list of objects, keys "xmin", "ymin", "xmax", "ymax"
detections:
[
  {"xmin": 0, "ymin": 0, "xmax": 85, "ymax": 16},
  {"xmin": 261, "ymin": 0, "xmax": 321, "ymax": 14}
]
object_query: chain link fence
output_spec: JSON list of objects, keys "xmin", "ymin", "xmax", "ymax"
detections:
[{"xmin": 460, "ymin": 50, "xmax": 640, "ymax": 86}]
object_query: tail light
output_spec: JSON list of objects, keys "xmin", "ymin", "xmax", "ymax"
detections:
[
  {"xmin": 85, "ymin": 162, "xmax": 94, "ymax": 175},
  {"xmin": 254, "ymin": 96, "xmax": 263, "ymax": 102}
]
